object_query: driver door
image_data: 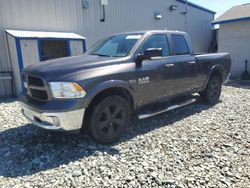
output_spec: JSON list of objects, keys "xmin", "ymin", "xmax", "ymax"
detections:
[{"xmin": 135, "ymin": 34, "xmax": 172, "ymax": 106}]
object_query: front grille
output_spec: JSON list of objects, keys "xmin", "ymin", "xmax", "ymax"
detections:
[
  {"xmin": 23, "ymin": 74, "xmax": 49, "ymax": 101},
  {"xmin": 29, "ymin": 89, "xmax": 48, "ymax": 100},
  {"xmin": 28, "ymin": 76, "xmax": 44, "ymax": 87}
]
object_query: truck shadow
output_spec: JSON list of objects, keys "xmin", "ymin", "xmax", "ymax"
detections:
[
  {"xmin": 0, "ymin": 101, "xmax": 215, "ymax": 177},
  {"xmin": 224, "ymin": 81, "xmax": 250, "ymax": 89},
  {"xmin": 0, "ymin": 98, "xmax": 16, "ymax": 104}
]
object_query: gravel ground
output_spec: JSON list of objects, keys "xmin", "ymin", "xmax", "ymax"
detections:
[{"xmin": 0, "ymin": 84, "xmax": 249, "ymax": 188}]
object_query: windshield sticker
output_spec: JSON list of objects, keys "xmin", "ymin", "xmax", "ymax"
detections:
[{"xmin": 126, "ymin": 35, "xmax": 142, "ymax": 40}]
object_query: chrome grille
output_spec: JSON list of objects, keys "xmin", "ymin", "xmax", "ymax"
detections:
[
  {"xmin": 28, "ymin": 76, "xmax": 44, "ymax": 87},
  {"xmin": 24, "ymin": 75, "xmax": 49, "ymax": 101},
  {"xmin": 29, "ymin": 88, "xmax": 48, "ymax": 100}
]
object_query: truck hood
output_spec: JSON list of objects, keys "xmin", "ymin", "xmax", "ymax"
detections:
[{"xmin": 23, "ymin": 54, "xmax": 124, "ymax": 80}]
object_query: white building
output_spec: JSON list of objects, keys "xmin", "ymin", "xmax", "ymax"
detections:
[
  {"xmin": 0, "ymin": 0, "xmax": 215, "ymax": 97},
  {"xmin": 213, "ymin": 3, "xmax": 250, "ymax": 78}
]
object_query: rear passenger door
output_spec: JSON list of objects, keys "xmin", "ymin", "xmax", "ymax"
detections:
[{"xmin": 167, "ymin": 34, "xmax": 198, "ymax": 94}]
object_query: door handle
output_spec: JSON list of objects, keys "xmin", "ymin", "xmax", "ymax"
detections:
[
  {"xmin": 165, "ymin": 64, "xmax": 174, "ymax": 68},
  {"xmin": 188, "ymin": 61, "xmax": 196, "ymax": 65}
]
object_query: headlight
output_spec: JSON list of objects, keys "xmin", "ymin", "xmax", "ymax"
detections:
[{"xmin": 49, "ymin": 82, "xmax": 86, "ymax": 98}]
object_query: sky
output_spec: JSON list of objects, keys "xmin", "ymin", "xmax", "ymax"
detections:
[{"xmin": 189, "ymin": 0, "xmax": 250, "ymax": 18}]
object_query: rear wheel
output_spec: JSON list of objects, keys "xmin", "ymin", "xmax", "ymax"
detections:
[
  {"xmin": 87, "ymin": 95, "xmax": 131, "ymax": 144},
  {"xmin": 200, "ymin": 75, "xmax": 222, "ymax": 105}
]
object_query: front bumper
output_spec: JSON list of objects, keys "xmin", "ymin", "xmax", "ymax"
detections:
[{"xmin": 19, "ymin": 101, "xmax": 85, "ymax": 131}]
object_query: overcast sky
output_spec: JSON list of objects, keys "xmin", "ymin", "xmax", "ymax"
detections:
[{"xmin": 189, "ymin": 0, "xmax": 250, "ymax": 18}]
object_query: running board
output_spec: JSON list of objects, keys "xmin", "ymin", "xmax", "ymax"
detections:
[{"xmin": 138, "ymin": 98, "xmax": 197, "ymax": 119}]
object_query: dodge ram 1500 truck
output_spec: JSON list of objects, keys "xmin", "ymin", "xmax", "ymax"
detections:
[{"xmin": 19, "ymin": 30, "xmax": 231, "ymax": 144}]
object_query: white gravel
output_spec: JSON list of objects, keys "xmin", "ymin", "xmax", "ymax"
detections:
[{"xmin": 0, "ymin": 83, "xmax": 249, "ymax": 188}]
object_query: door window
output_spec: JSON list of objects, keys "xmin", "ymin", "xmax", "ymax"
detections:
[
  {"xmin": 171, "ymin": 34, "xmax": 190, "ymax": 55},
  {"xmin": 141, "ymin": 34, "xmax": 170, "ymax": 56}
]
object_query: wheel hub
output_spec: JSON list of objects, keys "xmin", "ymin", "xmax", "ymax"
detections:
[{"xmin": 99, "ymin": 104, "xmax": 125, "ymax": 135}]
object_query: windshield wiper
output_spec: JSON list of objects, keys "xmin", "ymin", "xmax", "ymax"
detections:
[{"xmin": 92, "ymin": 53, "xmax": 112, "ymax": 57}]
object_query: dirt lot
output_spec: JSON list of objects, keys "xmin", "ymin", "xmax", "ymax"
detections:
[{"xmin": 0, "ymin": 83, "xmax": 249, "ymax": 188}]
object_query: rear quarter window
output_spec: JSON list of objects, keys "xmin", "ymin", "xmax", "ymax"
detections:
[{"xmin": 171, "ymin": 34, "xmax": 190, "ymax": 55}]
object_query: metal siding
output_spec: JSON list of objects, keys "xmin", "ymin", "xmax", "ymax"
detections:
[
  {"xmin": 70, "ymin": 40, "xmax": 84, "ymax": 56},
  {"xmin": 20, "ymin": 40, "xmax": 40, "ymax": 68},
  {"xmin": 0, "ymin": 0, "xmax": 85, "ymax": 97},
  {"xmin": 0, "ymin": 7, "xmax": 12, "ymax": 96},
  {"xmin": 6, "ymin": 34, "xmax": 22, "ymax": 96},
  {"xmin": 6, "ymin": 30, "xmax": 85, "ymax": 39},
  {"xmin": 82, "ymin": 0, "xmax": 186, "ymax": 46},
  {"xmin": 0, "ymin": 0, "xmax": 214, "ymax": 97},
  {"xmin": 187, "ymin": 5, "xmax": 214, "ymax": 52},
  {"xmin": 218, "ymin": 20, "xmax": 250, "ymax": 78},
  {"xmin": 81, "ymin": 0, "xmax": 213, "ymax": 52}
]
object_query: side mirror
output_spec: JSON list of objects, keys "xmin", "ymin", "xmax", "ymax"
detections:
[
  {"xmin": 135, "ymin": 48, "xmax": 163, "ymax": 66},
  {"xmin": 144, "ymin": 48, "xmax": 163, "ymax": 60}
]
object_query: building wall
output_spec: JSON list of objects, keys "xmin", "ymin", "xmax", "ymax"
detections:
[
  {"xmin": 70, "ymin": 41, "xmax": 84, "ymax": 56},
  {"xmin": 187, "ymin": 5, "xmax": 214, "ymax": 52},
  {"xmin": 6, "ymin": 34, "xmax": 21, "ymax": 96},
  {"xmin": 0, "ymin": 0, "xmax": 85, "ymax": 97},
  {"xmin": 218, "ymin": 20, "xmax": 250, "ymax": 78},
  {"xmin": 0, "ymin": 0, "xmax": 214, "ymax": 97},
  {"xmin": 81, "ymin": 0, "xmax": 214, "ymax": 51}
]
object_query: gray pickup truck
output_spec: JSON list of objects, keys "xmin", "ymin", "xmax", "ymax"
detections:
[{"xmin": 19, "ymin": 30, "xmax": 231, "ymax": 144}]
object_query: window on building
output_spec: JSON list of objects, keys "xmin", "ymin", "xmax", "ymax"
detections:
[
  {"xmin": 140, "ymin": 34, "xmax": 170, "ymax": 56},
  {"xmin": 40, "ymin": 40, "xmax": 68, "ymax": 61},
  {"xmin": 171, "ymin": 34, "xmax": 190, "ymax": 55}
]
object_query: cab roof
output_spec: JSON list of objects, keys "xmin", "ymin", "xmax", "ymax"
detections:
[{"xmin": 115, "ymin": 30, "xmax": 187, "ymax": 36}]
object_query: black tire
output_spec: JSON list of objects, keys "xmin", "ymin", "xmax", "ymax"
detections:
[
  {"xmin": 87, "ymin": 95, "xmax": 131, "ymax": 144},
  {"xmin": 200, "ymin": 75, "xmax": 222, "ymax": 105}
]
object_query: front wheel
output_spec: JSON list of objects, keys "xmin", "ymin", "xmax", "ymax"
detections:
[
  {"xmin": 200, "ymin": 75, "xmax": 222, "ymax": 105},
  {"xmin": 88, "ymin": 95, "xmax": 131, "ymax": 144}
]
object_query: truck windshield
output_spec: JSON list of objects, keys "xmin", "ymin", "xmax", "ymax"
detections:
[{"xmin": 88, "ymin": 34, "xmax": 143, "ymax": 57}]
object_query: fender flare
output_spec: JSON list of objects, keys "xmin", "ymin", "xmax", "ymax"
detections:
[
  {"xmin": 82, "ymin": 80, "xmax": 137, "ymax": 109},
  {"xmin": 201, "ymin": 64, "xmax": 225, "ymax": 91}
]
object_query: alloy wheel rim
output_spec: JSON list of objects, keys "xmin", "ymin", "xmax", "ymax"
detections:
[{"xmin": 98, "ymin": 104, "xmax": 125, "ymax": 136}]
